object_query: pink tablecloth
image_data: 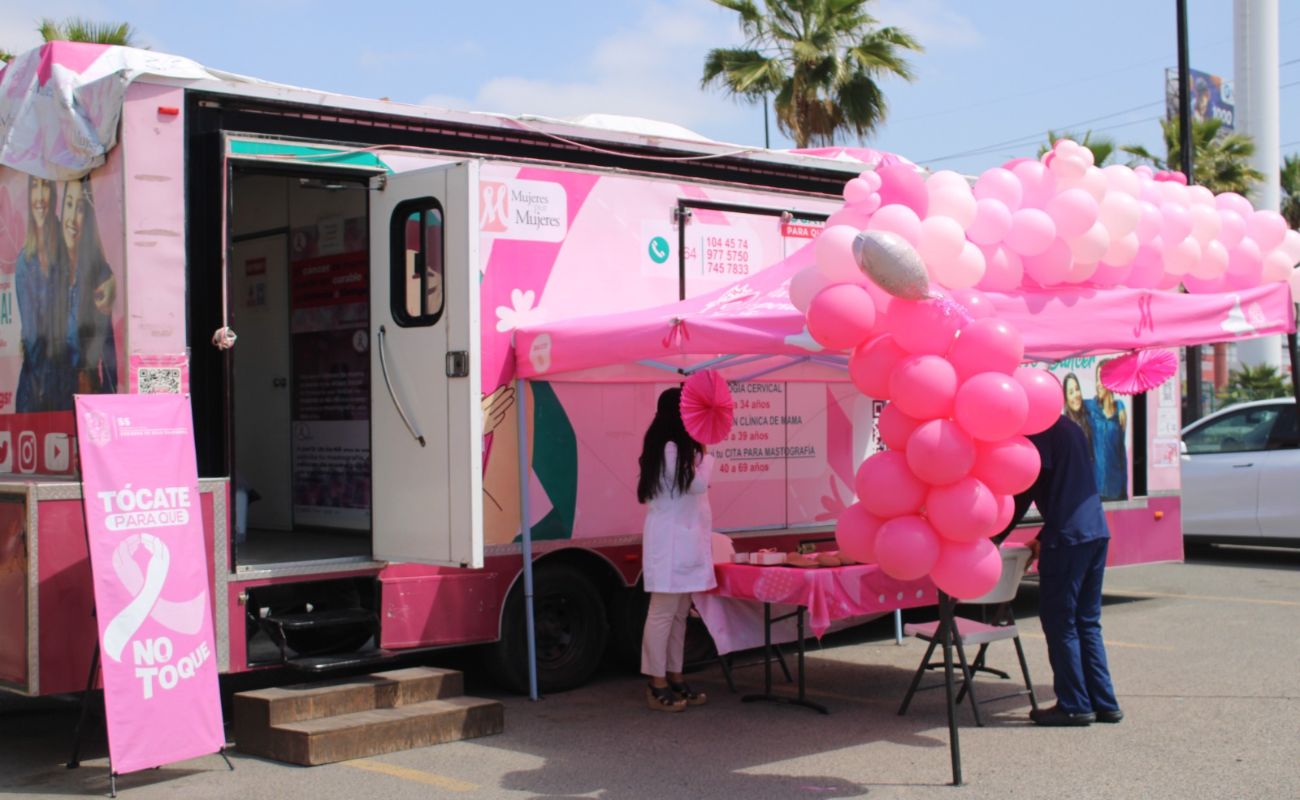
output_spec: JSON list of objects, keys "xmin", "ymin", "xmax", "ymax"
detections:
[{"xmin": 710, "ymin": 563, "xmax": 937, "ymax": 639}]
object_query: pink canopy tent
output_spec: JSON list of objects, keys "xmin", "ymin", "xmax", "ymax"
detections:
[{"xmin": 513, "ymin": 245, "xmax": 1296, "ymax": 382}]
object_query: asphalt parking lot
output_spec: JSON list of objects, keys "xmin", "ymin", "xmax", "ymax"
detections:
[{"xmin": 2, "ymin": 544, "xmax": 1297, "ymax": 800}]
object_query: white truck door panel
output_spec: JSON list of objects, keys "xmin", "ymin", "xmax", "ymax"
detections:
[
  {"xmin": 1180, "ymin": 452, "xmax": 1261, "ymax": 539},
  {"xmin": 369, "ymin": 162, "xmax": 483, "ymax": 567}
]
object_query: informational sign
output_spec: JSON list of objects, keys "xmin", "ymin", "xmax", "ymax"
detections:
[
  {"xmin": 289, "ymin": 225, "xmax": 371, "ymax": 530},
  {"xmin": 75, "ymin": 393, "xmax": 223, "ymax": 775}
]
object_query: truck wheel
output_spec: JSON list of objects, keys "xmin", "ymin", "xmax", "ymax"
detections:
[{"xmin": 485, "ymin": 562, "xmax": 609, "ymax": 694}]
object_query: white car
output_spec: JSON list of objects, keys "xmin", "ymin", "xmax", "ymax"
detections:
[{"xmin": 1181, "ymin": 398, "xmax": 1300, "ymax": 546}]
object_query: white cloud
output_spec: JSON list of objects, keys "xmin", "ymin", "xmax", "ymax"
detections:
[{"xmin": 419, "ymin": 0, "xmax": 761, "ymax": 145}]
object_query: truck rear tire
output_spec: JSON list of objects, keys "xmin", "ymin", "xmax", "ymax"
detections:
[{"xmin": 484, "ymin": 562, "xmax": 609, "ymax": 694}]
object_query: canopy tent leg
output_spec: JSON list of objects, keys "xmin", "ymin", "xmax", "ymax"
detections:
[{"xmin": 516, "ymin": 378, "xmax": 540, "ymax": 701}]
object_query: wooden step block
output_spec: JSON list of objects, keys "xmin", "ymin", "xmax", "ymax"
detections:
[
  {"xmin": 244, "ymin": 697, "xmax": 505, "ymax": 766},
  {"xmin": 232, "ymin": 667, "xmax": 465, "ymax": 756},
  {"xmin": 370, "ymin": 667, "xmax": 464, "ymax": 708}
]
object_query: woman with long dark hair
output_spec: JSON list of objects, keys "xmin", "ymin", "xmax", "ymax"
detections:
[
  {"xmin": 15, "ymin": 175, "xmax": 72, "ymax": 412},
  {"xmin": 1062, "ymin": 372, "xmax": 1094, "ymax": 457},
  {"xmin": 637, "ymin": 387, "xmax": 715, "ymax": 712},
  {"xmin": 62, "ymin": 177, "xmax": 118, "ymax": 398}
]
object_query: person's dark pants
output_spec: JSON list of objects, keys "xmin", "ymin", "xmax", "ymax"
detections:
[{"xmin": 1037, "ymin": 538, "xmax": 1119, "ymax": 715}]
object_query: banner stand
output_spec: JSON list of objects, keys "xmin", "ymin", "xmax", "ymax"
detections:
[{"xmin": 70, "ymin": 394, "xmax": 234, "ymax": 795}]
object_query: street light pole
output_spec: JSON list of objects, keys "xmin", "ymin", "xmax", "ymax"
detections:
[{"xmin": 1176, "ymin": 0, "xmax": 1203, "ymax": 423}]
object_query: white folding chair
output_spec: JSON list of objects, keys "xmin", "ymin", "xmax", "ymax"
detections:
[{"xmin": 897, "ymin": 546, "xmax": 1038, "ymax": 726}]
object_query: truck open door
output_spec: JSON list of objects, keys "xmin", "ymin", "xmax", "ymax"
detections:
[{"xmin": 369, "ymin": 162, "xmax": 483, "ymax": 567}]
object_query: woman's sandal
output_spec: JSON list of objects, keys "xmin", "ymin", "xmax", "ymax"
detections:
[
  {"xmin": 668, "ymin": 680, "xmax": 708, "ymax": 706},
  {"xmin": 646, "ymin": 683, "xmax": 686, "ymax": 712}
]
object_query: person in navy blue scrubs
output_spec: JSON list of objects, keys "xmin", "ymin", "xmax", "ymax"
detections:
[{"xmin": 1008, "ymin": 415, "xmax": 1123, "ymax": 726}]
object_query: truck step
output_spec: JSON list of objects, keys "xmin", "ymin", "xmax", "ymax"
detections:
[
  {"xmin": 233, "ymin": 667, "xmax": 499, "ymax": 765},
  {"xmin": 286, "ymin": 649, "xmax": 395, "ymax": 674},
  {"xmin": 263, "ymin": 608, "xmax": 377, "ymax": 631}
]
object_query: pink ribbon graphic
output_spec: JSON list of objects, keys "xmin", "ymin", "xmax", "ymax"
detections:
[{"xmin": 102, "ymin": 533, "xmax": 208, "ymax": 662}]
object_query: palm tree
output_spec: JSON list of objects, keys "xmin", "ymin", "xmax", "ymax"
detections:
[
  {"xmin": 1220, "ymin": 363, "xmax": 1291, "ymax": 404},
  {"xmin": 2, "ymin": 17, "xmax": 137, "ymax": 62},
  {"xmin": 38, "ymin": 17, "xmax": 138, "ymax": 46},
  {"xmin": 701, "ymin": 0, "xmax": 922, "ymax": 149},
  {"xmin": 1122, "ymin": 118, "xmax": 1262, "ymax": 195},
  {"xmin": 1039, "ymin": 130, "xmax": 1120, "ymax": 166},
  {"xmin": 1280, "ymin": 153, "xmax": 1300, "ymax": 230}
]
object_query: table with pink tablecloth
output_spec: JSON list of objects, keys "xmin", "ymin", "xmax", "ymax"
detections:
[
  {"xmin": 703, "ymin": 563, "xmax": 937, "ymax": 712},
  {"xmin": 711, "ymin": 563, "xmax": 937, "ymax": 637}
]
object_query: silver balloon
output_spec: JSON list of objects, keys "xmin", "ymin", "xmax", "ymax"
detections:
[{"xmin": 853, "ymin": 230, "xmax": 931, "ymax": 300}]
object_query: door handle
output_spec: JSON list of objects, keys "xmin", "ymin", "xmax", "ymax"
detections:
[
  {"xmin": 377, "ymin": 325, "xmax": 427, "ymax": 447},
  {"xmin": 1232, "ymin": 463, "xmax": 1254, "ymax": 468}
]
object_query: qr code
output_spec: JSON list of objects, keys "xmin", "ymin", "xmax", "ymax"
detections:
[{"xmin": 137, "ymin": 367, "xmax": 182, "ymax": 394}]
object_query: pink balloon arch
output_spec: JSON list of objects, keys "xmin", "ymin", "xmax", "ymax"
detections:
[{"xmin": 818, "ymin": 139, "xmax": 1300, "ymax": 599}]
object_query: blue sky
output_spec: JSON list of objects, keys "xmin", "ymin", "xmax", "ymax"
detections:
[{"xmin": 2, "ymin": 1, "xmax": 1296, "ymax": 174}]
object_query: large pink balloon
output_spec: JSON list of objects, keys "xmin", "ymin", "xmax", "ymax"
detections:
[
  {"xmin": 975, "ymin": 244, "xmax": 1024, "ymax": 291},
  {"xmin": 949, "ymin": 288, "xmax": 997, "ymax": 320},
  {"xmin": 917, "ymin": 215, "xmax": 967, "ymax": 266},
  {"xmin": 1216, "ymin": 209, "xmax": 1246, "ymax": 248},
  {"xmin": 1067, "ymin": 222, "xmax": 1111, "ymax": 266},
  {"xmin": 876, "ymin": 163, "xmax": 930, "ymax": 217},
  {"xmin": 885, "ymin": 298, "xmax": 964, "ymax": 356},
  {"xmin": 906, "ymin": 419, "xmax": 976, "ymax": 486},
  {"xmin": 1005, "ymin": 208, "xmax": 1056, "ymax": 257},
  {"xmin": 855, "ymin": 450, "xmax": 928, "ymax": 518},
  {"xmin": 967, "ymin": 198, "xmax": 1013, "ymax": 245},
  {"xmin": 973, "ymin": 167, "xmax": 1023, "ymax": 209},
  {"xmin": 932, "ymin": 241, "xmax": 986, "ymax": 289},
  {"xmin": 890, "ymin": 354, "xmax": 959, "ymax": 420},
  {"xmin": 1215, "ymin": 191, "xmax": 1254, "ymax": 218},
  {"xmin": 1098, "ymin": 192, "xmax": 1141, "ymax": 239},
  {"xmin": 931, "ymin": 538, "xmax": 1002, "ymax": 599},
  {"xmin": 1224, "ymin": 239, "xmax": 1264, "ymax": 290},
  {"xmin": 955, "ymin": 373, "xmax": 1029, "ymax": 441},
  {"xmin": 1022, "ymin": 237, "xmax": 1072, "ymax": 286},
  {"xmin": 948, "ymin": 318, "xmax": 1024, "ymax": 379},
  {"xmin": 1159, "ymin": 203, "xmax": 1193, "ymax": 244},
  {"xmin": 849, "ymin": 335, "xmax": 907, "ymax": 399},
  {"xmin": 1014, "ymin": 368, "xmax": 1063, "ymax": 434},
  {"xmin": 1191, "ymin": 239, "xmax": 1230, "ymax": 280},
  {"xmin": 790, "ymin": 267, "xmax": 835, "ymax": 313},
  {"xmin": 1045, "ymin": 188, "xmax": 1099, "ymax": 239},
  {"xmin": 814, "ymin": 225, "xmax": 865, "ymax": 283},
  {"xmin": 972, "ymin": 436, "xmax": 1042, "ymax": 495},
  {"xmin": 807, "ymin": 284, "xmax": 878, "ymax": 350},
  {"xmin": 1126, "ymin": 241, "xmax": 1167, "ymax": 289},
  {"xmin": 928, "ymin": 184, "xmax": 977, "ymax": 229},
  {"xmin": 877, "ymin": 402, "xmax": 924, "ymax": 451},
  {"xmin": 874, "ymin": 515, "xmax": 942, "ymax": 581},
  {"xmin": 926, "ymin": 476, "xmax": 998, "ymax": 543},
  {"xmin": 835, "ymin": 503, "xmax": 884, "ymax": 564},
  {"xmin": 866, "ymin": 204, "xmax": 923, "ymax": 247},
  {"xmin": 992, "ymin": 493, "xmax": 1016, "ymax": 533},
  {"xmin": 1011, "ymin": 161, "xmax": 1057, "ymax": 208},
  {"xmin": 1134, "ymin": 201, "xmax": 1162, "ymax": 243},
  {"xmin": 1247, "ymin": 210, "xmax": 1288, "ymax": 252}
]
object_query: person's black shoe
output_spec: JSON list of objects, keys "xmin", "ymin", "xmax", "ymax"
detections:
[
  {"xmin": 1095, "ymin": 709, "xmax": 1124, "ymax": 724},
  {"xmin": 1029, "ymin": 705, "xmax": 1095, "ymax": 726}
]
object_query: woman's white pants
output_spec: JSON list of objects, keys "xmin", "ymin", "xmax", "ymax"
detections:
[{"xmin": 641, "ymin": 592, "xmax": 691, "ymax": 678}]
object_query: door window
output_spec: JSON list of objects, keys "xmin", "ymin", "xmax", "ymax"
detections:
[
  {"xmin": 1184, "ymin": 407, "xmax": 1279, "ymax": 454},
  {"xmin": 390, "ymin": 199, "xmax": 445, "ymax": 326},
  {"xmin": 1267, "ymin": 404, "xmax": 1299, "ymax": 449}
]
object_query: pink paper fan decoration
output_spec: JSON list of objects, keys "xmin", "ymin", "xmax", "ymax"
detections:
[
  {"xmin": 1099, "ymin": 349, "xmax": 1178, "ymax": 395},
  {"xmin": 680, "ymin": 369, "xmax": 735, "ymax": 445}
]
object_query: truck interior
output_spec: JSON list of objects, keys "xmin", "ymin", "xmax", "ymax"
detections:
[{"xmin": 224, "ymin": 164, "xmax": 377, "ymax": 570}]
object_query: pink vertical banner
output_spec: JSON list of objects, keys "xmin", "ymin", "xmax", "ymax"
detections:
[{"xmin": 75, "ymin": 393, "xmax": 224, "ymax": 774}]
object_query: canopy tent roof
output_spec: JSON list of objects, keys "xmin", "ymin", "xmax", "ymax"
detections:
[{"xmin": 513, "ymin": 245, "xmax": 1296, "ymax": 383}]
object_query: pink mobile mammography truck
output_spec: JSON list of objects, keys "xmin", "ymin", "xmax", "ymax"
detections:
[{"xmin": 0, "ymin": 43, "xmax": 1190, "ymax": 697}]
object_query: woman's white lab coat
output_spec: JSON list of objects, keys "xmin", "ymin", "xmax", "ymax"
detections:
[{"xmin": 642, "ymin": 442, "xmax": 716, "ymax": 593}]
